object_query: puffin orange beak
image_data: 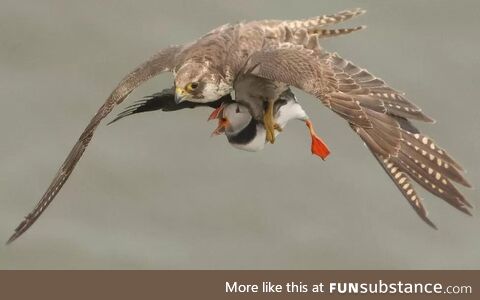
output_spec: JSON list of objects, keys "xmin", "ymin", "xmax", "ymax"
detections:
[
  {"xmin": 211, "ymin": 118, "xmax": 230, "ymax": 136},
  {"xmin": 207, "ymin": 104, "xmax": 225, "ymax": 121}
]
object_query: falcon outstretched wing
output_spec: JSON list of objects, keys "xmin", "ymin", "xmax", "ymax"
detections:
[
  {"xmin": 244, "ymin": 45, "xmax": 471, "ymax": 226},
  {"xmin": 7, "ymin": 45, "xmax": 182, "ymax": 244}
]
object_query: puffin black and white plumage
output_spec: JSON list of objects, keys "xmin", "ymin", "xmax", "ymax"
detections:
[
  {"xmin": 210, "ymin": 89, "xmax": 330, "ymax": 159},
  {"xmin": 107, "ymin": 87, "xmax": 230, "ymax": 125}
]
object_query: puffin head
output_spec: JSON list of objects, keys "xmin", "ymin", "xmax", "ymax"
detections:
[
  {"xmin": 211, "ymin": 103, "xmax": 251, "ymax": 135},
  {"xmin": 210, "ymin": 102, "xmax": 267, "ymax": 152}
]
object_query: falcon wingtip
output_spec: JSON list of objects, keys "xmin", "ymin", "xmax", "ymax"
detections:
[{"xmin": 6, "ymin": 220, "xmax": 27, "ymax": 245}]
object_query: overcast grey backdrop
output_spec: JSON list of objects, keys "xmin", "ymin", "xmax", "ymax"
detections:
[{"xmin": 1, "ymin": 0, "xmax": 479, "ymax": 269}]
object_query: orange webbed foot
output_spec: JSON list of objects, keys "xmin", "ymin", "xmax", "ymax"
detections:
[{"xmin": 305, "ymin": 120, "xmax": 330, "ymax": 160}]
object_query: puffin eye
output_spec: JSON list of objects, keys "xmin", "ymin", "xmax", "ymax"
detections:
[
  {"xmin": 188, "ymin": 82, "xmax": 199, "ymax": 91},
  {"xmin": 235, "ymin": 105, "xmax": 240, "ymax": 113}
]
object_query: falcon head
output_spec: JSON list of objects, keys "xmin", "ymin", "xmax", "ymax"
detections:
[{"xmin": 174, "ymin": 62, "xmax": 231, "ymax": 103}]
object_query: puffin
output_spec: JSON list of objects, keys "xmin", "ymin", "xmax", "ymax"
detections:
[
  {"xmin": 109, "ymin": 87, "xmax": 329, "ymax": 159},
  {"xmin": 210, "ymin": 89, "xmax": 330, "ymax": 159}
]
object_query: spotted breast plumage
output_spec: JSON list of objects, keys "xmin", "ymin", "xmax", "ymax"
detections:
[{"xmin": 7, "ymin": 8, "xmax": 471, "ymax": 244}]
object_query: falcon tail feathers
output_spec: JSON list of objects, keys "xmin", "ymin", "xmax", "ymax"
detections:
[
  {"xmin": 282, "ymin": 9, "xmax": 366, "ymax": 46},
  {"xmin": 287, "ymin": 8, "xmax": 366, "ymax": 33},
  {"xmin": 311, "ymin": 26, "xmax": 366, "ymax": 38}
]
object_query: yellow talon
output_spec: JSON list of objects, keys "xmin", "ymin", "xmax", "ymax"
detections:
[{"xmin": 264, "ymin": 99, "xmax": 280, "ymax": 143}]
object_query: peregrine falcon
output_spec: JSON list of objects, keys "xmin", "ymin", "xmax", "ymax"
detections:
[{"xmin": 7, "ymin": 9, "xmax": 471, "ymax": 244}]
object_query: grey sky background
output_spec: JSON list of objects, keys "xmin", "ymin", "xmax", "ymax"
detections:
[{"xmin": 1, "ymin": 0, "xmax": 479, "ymax": 269}]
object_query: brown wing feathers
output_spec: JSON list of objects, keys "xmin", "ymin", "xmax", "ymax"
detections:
[
  {"xmin": 7, "ymin": 46, "xmax": 181, "ymax": 244},
  {"xmin": 358, "ymin": 117, "xmax": 472, "ymax": 226},
  {"xmin": 301, "ymin": 36, "xmax": 471, "ymax": 224},
  {"xmin": 371, "ymin": 150, "xmax": 437, "ymax": 229},
  {"xmin": 328, "ymin": 54, "xmax": 435, "ymax": 123},
  {"xmin": 247, "ymin": 29, "xmax": 471, "ymax": 225},
  {"xmin": 338, "ymin": 55, "xmax": 471, "ymax": 224}
]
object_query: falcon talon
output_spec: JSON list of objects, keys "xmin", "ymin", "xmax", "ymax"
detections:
[{"xmin": 263, "ymin": 98, "xmax": 278, "ymax": 144}]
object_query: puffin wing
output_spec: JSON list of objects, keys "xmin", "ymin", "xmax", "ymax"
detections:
[{"xmin": 108, "ymin": 88, "xmax": 229, "ymax": 125}]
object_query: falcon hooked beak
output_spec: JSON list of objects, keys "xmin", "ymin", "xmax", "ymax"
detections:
[{"xmin": 175, "ymin": 87, "xmax": 188, "ymax": 103}]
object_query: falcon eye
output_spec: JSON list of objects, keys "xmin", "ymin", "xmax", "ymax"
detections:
[{"xmin": 187, "ymin": 82, "xmax": 199, "ymax": 92}]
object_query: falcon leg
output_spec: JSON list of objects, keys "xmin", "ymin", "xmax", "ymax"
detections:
[
  {"xmin": 264, "ymin": 99, "xmax": 281, "ymax": 144},
  {"xmin": 305, "ymin": 120, "xmax": 330, "ymax": 160}
]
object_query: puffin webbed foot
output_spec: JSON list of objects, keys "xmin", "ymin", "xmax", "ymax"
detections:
[{"xmin": 305, "ymin": 120, "xmax": 330, "ymax": 160}]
